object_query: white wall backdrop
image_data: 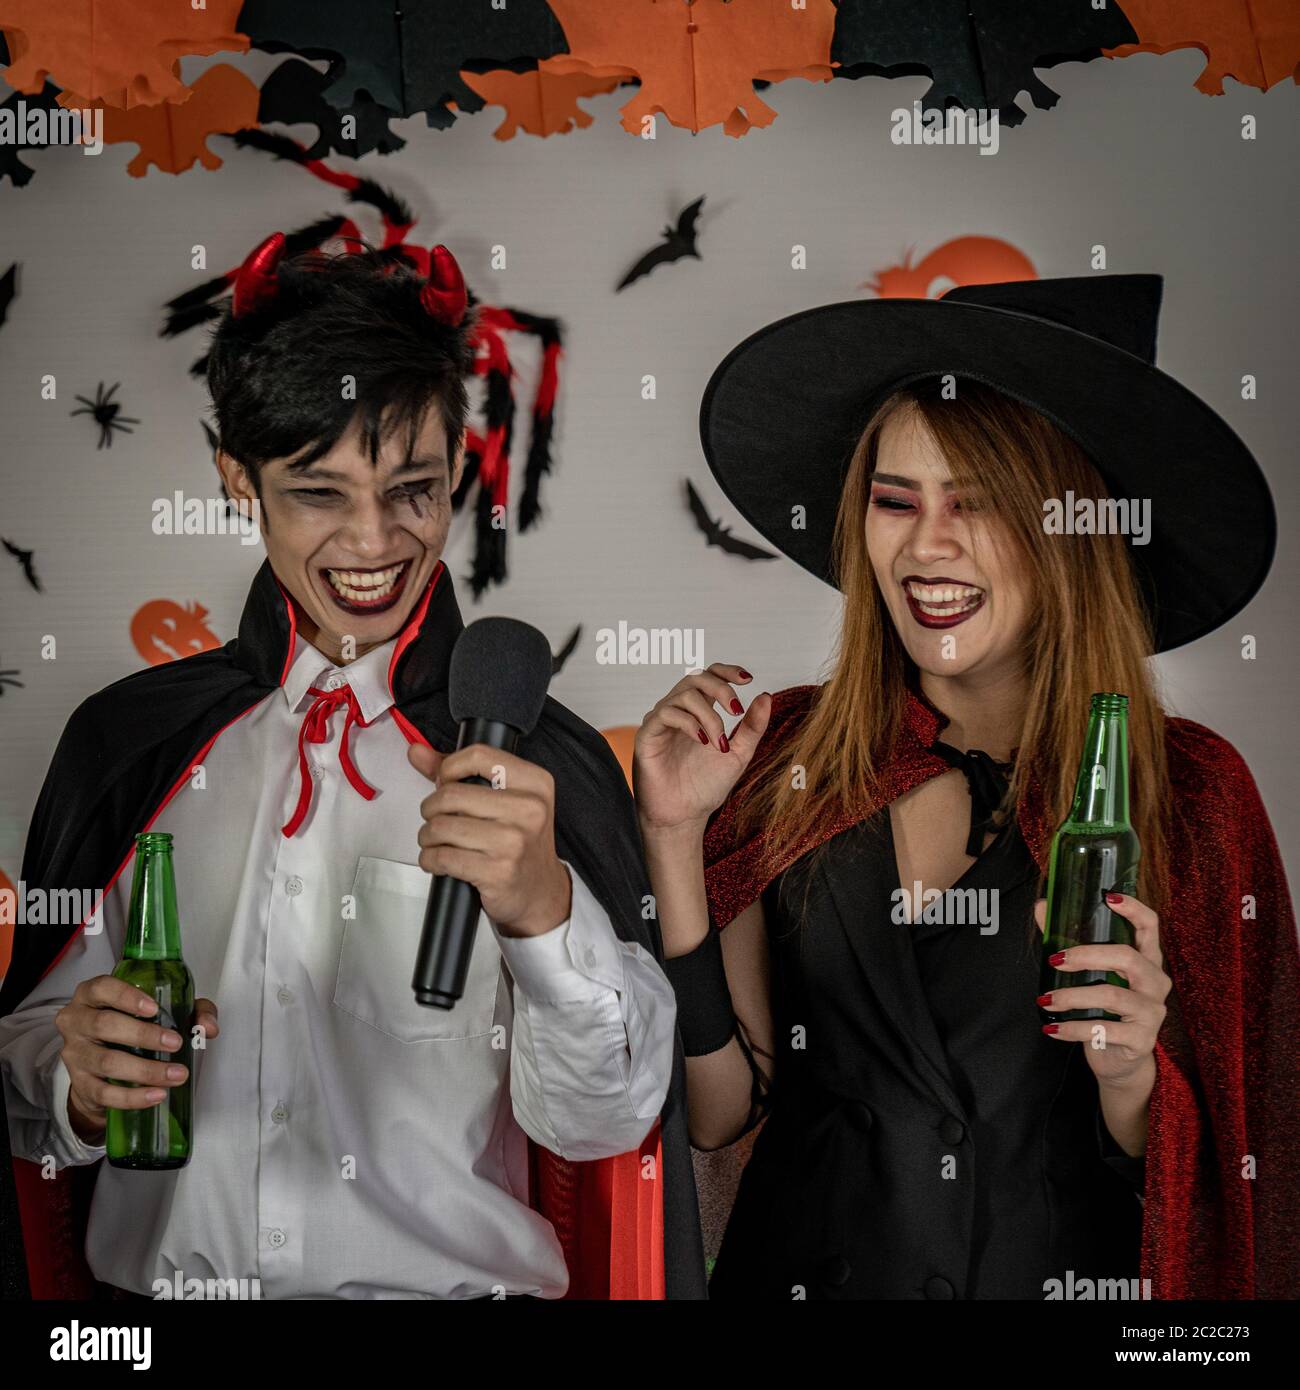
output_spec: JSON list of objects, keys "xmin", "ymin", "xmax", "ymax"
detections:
[{"xmin": 1, "ymin": 48, "xmax": 1296, "ymax": 900}]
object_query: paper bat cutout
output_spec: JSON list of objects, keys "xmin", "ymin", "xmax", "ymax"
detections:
[
  {"xmin": 617, "ymin": 197, "xmax": 705, "ymax": 291},
  {"xmin": 545, "ymin": 0, "xmax": 836, "ymax": 138},
  {"xmin": 1, "ymin": 537, "xmax": 41, "ymax": 592},
  {"xmin": 685, "ymin": 479, "xmax": 778, "ymax": 562},
  {"xmin": 459, "ymin": 64, "xmax": 624, "ymax": 140},
  {"xmin": 832, "ymin": 0, "xmax": 1138, "ymax": 126},
  {"xmin": 256, "ymin": 57, "xmax": 405, "ymax": 159},
  {"xmin": 0, "ymin": 263, "xmax": 16, "ymax": 325},
  {"xmin": 0, "ymin": 0, "xmax": 248, "ymax": 108},
  {"xmin": 551, "ymin": 624, "xmax": 582, "ymax": 676},
  {"xmin": 239, "ymin": 0, "xmax": 569, "ymax": 130},
  {"xmin": 1103, "ymin": 0, "xmax": 1300, "ymax": 95},
  {"xmin": 0, "ymin": 77, "xmax": 61, "ymax": 185},
  {"xmin": 59, "ymin": 64, "xmax": 260, "ymax": 176},
  {"xmin": 864, "ymin": 236, "xmax": 1037, "ymax": 299}
]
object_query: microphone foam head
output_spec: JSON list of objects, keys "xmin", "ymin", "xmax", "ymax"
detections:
[{"xmin": 448, "ymin": 617, "xmax": 552, "ymax": 735}]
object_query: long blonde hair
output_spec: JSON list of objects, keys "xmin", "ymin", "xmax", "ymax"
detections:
[{"xmin": 737, "ymin": 377, "xmax": 1171, "ymax": 924}]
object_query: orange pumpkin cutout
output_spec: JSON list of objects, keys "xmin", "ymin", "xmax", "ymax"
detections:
[
  {"xmin": 131, "ymin": 599, "xmax": 221, "ymax": 666},
  {"xmin": 865, "ymin": 236, "xmax": 1038, "ymax": 300},
  {"xmin": 600, "ymin": 726, "xmax": 638, "ymax": 791}
]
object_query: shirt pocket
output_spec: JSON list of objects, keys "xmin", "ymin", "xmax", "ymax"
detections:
[{"xmin": 333, "ymin": 855, "xmax": 502, "ymax": 1042}]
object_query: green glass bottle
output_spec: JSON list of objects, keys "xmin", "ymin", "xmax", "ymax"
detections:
[
  {"xmin": 105, "ymin": 832, "xmax": 195, "ymax": 1169},
  {"xmin": 1039, "ymin": 693, "xmax": 1141, "ymax": 1023}
]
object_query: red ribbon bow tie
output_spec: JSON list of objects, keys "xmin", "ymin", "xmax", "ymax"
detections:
[{"xmin": 282, "ymin": 683, "xmax": 378, "ymax": 837}]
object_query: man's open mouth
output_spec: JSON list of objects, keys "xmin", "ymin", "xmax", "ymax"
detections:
[{"xmin": 320, "ymin": 559, "xmax": 413, "ymax": 615}]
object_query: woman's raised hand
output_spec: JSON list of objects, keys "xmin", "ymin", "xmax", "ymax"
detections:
[{"xmin": 633, "ymin": 663, "xmax": 771, "ymax": 836}]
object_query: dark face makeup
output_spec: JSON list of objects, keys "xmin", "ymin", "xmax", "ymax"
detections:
[{"xmin": 246, "ymin": 412, "xmax": 462, "ymax": 661}]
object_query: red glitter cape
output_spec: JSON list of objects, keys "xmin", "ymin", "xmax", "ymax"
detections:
[{"xmin": 702, "ymin": 684, "xmax": 1300, "ymax": 1299}]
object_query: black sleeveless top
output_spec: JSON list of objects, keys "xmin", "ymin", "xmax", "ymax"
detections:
[{"xmin": 709, "ymin": 744, "xmax": 1144, "ymax": 1301}]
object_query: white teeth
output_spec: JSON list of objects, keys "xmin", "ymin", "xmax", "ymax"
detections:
[
  {"xmin": 325, "ymin": 562, "xmax": 405, "ymax": 602},
  {"xmin": 905, "ymin": 580, "xmax": 982, "ymax": 606}
]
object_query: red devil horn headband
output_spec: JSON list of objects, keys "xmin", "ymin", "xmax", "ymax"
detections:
[
  {"xmin": 420, "ymin": 244, "xmax": 468, "ymax": 327},
  {"xmin": 231, "ymin": 232, "xmax": 467, "ymax": 328},
  {"xmin": 231, "ymin": 232, "xmax": 287, "ymax": 318}
]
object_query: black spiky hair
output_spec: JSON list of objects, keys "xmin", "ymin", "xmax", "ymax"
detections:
[{"xmin": 205, "ymin": 244, "xmax": 478, "ymax": 488}]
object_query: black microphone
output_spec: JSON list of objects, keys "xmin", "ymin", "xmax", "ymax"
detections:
[{"xmin": 412, "ymin": 616, "xmax": 553, "ymax": 1009}]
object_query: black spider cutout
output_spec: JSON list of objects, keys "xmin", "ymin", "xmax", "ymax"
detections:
[
  {"xmin": 0, "ymin": 661, "xmax": 22, "ymax": 695},
  {"xmin": 71, "ymin": 381, "xmax": 140, "ymax": 449}
]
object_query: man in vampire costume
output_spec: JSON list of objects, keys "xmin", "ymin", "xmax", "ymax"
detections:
[{"xmin": 0, "ymin": 235, "xmax": 706, "ymax": 1300}]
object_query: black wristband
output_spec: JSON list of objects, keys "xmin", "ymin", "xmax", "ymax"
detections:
[{"xmin": 662, "ymin": 926, "xmax": 738, "ymax": 1057}]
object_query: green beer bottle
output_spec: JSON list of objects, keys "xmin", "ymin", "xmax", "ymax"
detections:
[
  {"xmin": 1039, "ymin": 693, "xmax": 1141, "ymax": 1024},
  {"xmin": 105, "ymin": 832, "xmax": 195, "ymax": 1169}
]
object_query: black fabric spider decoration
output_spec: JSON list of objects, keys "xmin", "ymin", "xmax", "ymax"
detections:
[
  {"xmin": 70, "ymin": 382, "xmax": 140, "ymax": 449},
  {"xmin": 0, "ymin": 660, "xmax": 22, "ymax": 696}
]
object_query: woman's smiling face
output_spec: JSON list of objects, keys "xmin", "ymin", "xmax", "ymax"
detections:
[{"xmin": 865, "ymin": 404, "xmax": 1031, "ymax": 679}]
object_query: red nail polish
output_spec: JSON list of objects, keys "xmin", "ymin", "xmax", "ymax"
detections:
[
  {"xmin": 697, "ymin": 728, "xmax": 708, "ymax": 744},
  {"xmin": 1036, "ymin": 993, "xmax": 1053, "ymax": 1007},
  {"xmin": 1048, "ymin": 951, "xmax": 1066, "ymax": 966},
  {"xmin": 719, "ymin": 734, "xmax": 730, "ymax": 753},
  {"xmin": 1105, "ymin": 892, "xmax": 1124, "ymax": 904},
  {"xmin": 1042, "ymin": 1023, "xmax": 1060, "ymax": 1035},
  {"xmin": 730, "ymin": 698, "xmax": 744, "ymax": 715},
  {"xmin": 738, "ymin": 669, "xmax": 752, "ymax": 681}
]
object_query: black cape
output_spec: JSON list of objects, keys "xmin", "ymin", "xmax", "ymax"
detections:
[{"xmin": 0, "ymin": 558, "xmax": 705, "ymax": 1300}]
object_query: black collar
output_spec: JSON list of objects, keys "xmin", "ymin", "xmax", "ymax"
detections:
[{"xmin": 232, "ymin": 558, "xmax": 464, "ymax": 706}]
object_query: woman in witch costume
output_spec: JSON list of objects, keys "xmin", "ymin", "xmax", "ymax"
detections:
[{"xmin": 634, "ymin": 275, "xmax": 1300, "ymax": 1300}]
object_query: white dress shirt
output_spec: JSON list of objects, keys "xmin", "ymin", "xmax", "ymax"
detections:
[{"xmin": 0, "ymin": 629, "xmax": 676, "ymax": 1299}]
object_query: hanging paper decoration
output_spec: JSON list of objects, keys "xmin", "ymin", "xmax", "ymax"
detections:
[
  {"xmin": 159, "ymin": 131, "xmax": 565, "ymax": 597},
  {"xmin": 864, "ymin": 236, "xmax": 1038, "ymax": 299},
  {"xmin": 458, "ymin": 64, "xmax": 624, "ymax": 140},
  {"xmin": 1103, "ymin": 0, "xmax": 1300, "ymax": 95},
  {"xmin": 543, "ymin": 0, "xmax": 837, "ymax": 138},
  {"xmin": 238, "ymin": 0, "xmax": 569, "ymax": 130},
  {"xmin": 831, "ymin": 0, "xmax": 1139, "ymax": 126},
  {"xmin": 256, "ymin": 58, "xmax": 405, "ymax": 158},
  {"xmin": 57, "ymin": 64, "xmax": 260, "ymax": 176},
  {"xmin": 0, "ymin": 0, "xmax": 248, "ymax": 108},
  {"xmin": 0, "ymin": 35, "xmax": 62, "ymax": 186}
]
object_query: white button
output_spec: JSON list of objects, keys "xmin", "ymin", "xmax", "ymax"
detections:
[
  {"xmin": 309, "ymin": 761, "xmax": 324, "ymax": 782},
  {"xmin": 267, "ymin": 1229, "xmax": 286, "ymax": 1249},
  {"xmin": 285, "ymin": 876, "xmax": 303, "ymax": 897},
  {"xmin": 584, "ymin": 948, "xmax": 597, "ymax": 967},
  {"xmin": 271, "ymin": 1104, "xmax": 288, "ymax": 1124},
  {"xmin": 325, "ymin": 674, "xmax": 343, "ymax": 691},
  {"xmin": 277, "ymin": 986, "xmax": 293, "ymax": 1005}
]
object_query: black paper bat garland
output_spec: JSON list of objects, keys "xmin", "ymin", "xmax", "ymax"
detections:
[
  {"xmin": 2, "ymin": 538, "xmax": 42, "ymax": 592},
  {"xmin": 238, "ymin": 0, "xmax": 569, "ymax": 130},
  {"xmin": 685, "ymin": 479, "xmax": 778, "ymax": 562},
  {"xmin": 70, "ymin": 382, "xmax": 140, "ymax": 449},
  {"xmin": 257, "ymin": 58, "xmax": 405, "ymax": 159},
  {"xmin": 551, "ymin": 624, "xmax": 582, "ymax": 676},
  {"xmin": 617, "ymin": 197, "xmax": 706, "ymax": 291},
  {"xmin": 832, "ymin": 0, "xmax": 1139, "ymax": 126}
]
